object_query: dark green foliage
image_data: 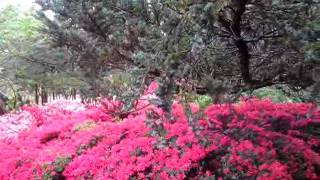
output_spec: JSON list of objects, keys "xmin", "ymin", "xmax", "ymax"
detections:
[{"xmin": 2, "ymin": 0, "xmax": 320, "ymax": 106}]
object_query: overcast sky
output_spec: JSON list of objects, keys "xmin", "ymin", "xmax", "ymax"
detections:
[
  {"xmin": 0, "ymin": 0, "xmax": 55, "ymax": 20},
  {"xmin": 0, "ymin": 0, "xmax": 36, "ymax": 11}
]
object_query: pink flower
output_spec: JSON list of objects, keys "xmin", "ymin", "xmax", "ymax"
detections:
[
  {"xmin": 189, "ymin": 103, "xmax": 200, "ymax": 114},
  {"xmin": 220, "ymin": 136, "xmax": 231, "ymax": 147},
  {"xmin": 206, "ymin": 170, "xmax": 212, "ymax": 176},
  {"xmin": 198, "ymin": 119, "xmax": 208, "ymax": 127},
  {"xmin": 145, "ymin": 81, "xmax": 159, "ymax": 94},
  {"xmin": 0, "ymin": 99, "xmax": 319, "ymax": 179}
]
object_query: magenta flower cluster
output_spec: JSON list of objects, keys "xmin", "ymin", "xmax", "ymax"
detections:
[{"xmin": 0, "ymin": 85, "xmax": 319, "ymax": 179}]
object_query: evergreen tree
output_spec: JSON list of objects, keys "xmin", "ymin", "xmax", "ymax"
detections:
[{"xmin": 32, "ymin": 0, "xmax": 320, "ymax": 106}]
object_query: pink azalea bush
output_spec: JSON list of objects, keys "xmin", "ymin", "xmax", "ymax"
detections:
[
  {"xmin": 0, "ymin": 111, "xmax": 34, "ymax": 140},
  {"xmin": 0, "ymin": 100, "xmax": 86, "ymax": 140},
  {"xmin": 0, "ymin": 88, "xmax": 319, "ymax": 179}
]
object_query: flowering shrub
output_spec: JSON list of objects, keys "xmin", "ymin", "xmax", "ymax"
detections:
[
  {"xmin": 0, "ymin": 90, "xmax": 319, "ymax": 179},
  {"xmin": 0, "ymin": 111, "xmax": 34, "ymax": 140},
  {"xmin": 201, "ymin": 99, "xmax": 320, "ymax": 179}
]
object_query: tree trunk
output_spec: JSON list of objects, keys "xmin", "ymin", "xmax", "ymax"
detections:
[
  {"xmin": 35, "ymin": 84, "xmax": 39, "ymax": 104},
  {"xmin": 0, "ymin": 100, "xmax": 7, "ymax": 115},
  {"xmin": 72, "ymin": 88, "xmax": 76, "ymax": 100},
  {"xmin": 41, "ymin": 86, "xmax": 48, "ymax": 105},
  {"xmin": 234, "ymin": 39, "xmax": 251, "ymax": 83},
  {"xmin": 231, "ymin": 1, "xmax": 251, "ymax": 83},
  {"xmin": 218, "ymin": 0, "xmax": 252, "ymax": 84}
]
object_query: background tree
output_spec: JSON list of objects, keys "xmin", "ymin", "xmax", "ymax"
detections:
[
  {"xmin": 0, "ymin": 0, "xmax": 317, "ymax": 110},
  {"xmin": 0, "ymin": 5, "xmax": 87, "ymax": 106},
  {"xmin": 33, "ymin": 0, "xmax": 320, "ymax": 107}
]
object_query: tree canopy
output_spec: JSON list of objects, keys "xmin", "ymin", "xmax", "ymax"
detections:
[
  {"xmin": 0, "ymin": 0, "xmax": 320, "ymax": 107},
  {"xmin": 0, "ymin": 5, "xmax": 87, "ymax": 106},
  {"xmin": 31, "ymin": 0, "xmax": 319, "ymax": 106}
]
